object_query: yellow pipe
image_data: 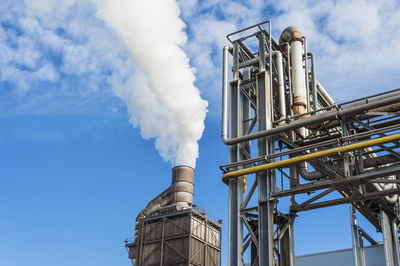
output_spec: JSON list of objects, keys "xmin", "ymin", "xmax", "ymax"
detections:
[{"xmin": 222, "ymin": 133, "xmax": 400, "ymax": 184}]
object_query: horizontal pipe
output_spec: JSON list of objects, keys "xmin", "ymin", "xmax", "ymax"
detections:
[
  {"xmin": 222, "ymin": 93, "xmax": 400, "ymax": 145},
  {"xmin": 222, "ymin": 133, "xmax": 400, "ymax": 183}
]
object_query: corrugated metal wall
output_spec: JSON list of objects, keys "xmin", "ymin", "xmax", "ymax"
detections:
[{"xmin": 132, "ymin": 209, "xmax": 221, "ymax": 266}]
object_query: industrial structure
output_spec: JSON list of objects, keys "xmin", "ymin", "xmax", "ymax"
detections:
[
  {"xmin": 125, "ymin": 166, "xmax": 222, "ymax": 265},
  {"xmin": 220, "ymin": 21, "xmax": 400, "ymax": 266}
]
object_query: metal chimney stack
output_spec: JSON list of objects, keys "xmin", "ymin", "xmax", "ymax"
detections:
[{"xmin": 171, "ymin": 165, "xmax": 194, "ymax": 209}]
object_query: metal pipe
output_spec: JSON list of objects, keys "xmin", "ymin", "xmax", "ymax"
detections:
[
  {"xmin": 308, "ymin": 53, "xmax": 318, "ymax": 111},
  {"xmin": 317, "ymin": 81, "xmax": 335, "ymax": 106},
  {"xmin": 303, "ymin": 37, "xmax": 309, "ymax": 114},
  {"xmin": 280, "ymin": 26, "xmax": 307, "ymax": 118},
  {"xmin": 222, "ymin": 45, "xmax": 230, "ymax": 146},
  {"xmin": 222, "ymin": 93, "xmax": 400, "ymax": 145},
  {"xmin": 275, "ymin": 51, "xmax": 287, "ymax": 125},
  {"xmin": 222, "ymin": 133, "xmax": 400, "ymax": 183},
  {"xmin": 372, "ymin": 180, "xmax": 398, "ymax": 204}
]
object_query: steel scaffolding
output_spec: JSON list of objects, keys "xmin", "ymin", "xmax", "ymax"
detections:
[{"xmin": 220, "ymin": 21, "xmax": 400, "ymax": 266}]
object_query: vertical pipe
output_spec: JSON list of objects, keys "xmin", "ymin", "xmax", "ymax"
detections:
[
  {"xmin": 392, "ymin": 220, "xmax": 400, "ymax": 266},
  {"xmin": 382, "ymin": 209, "xmax": 395, "ymax": 266},
  {"xmin": 291, "ymin": 39, "xmax": 307, "ymax": 117},
  {"xmin": 303, "ymin": 36, "xmax": 310, "ymax": 114},
  {"xmin": 308, "ymin": 53, "xmax": 318, "ymax": 111},
  {"xmin": 284, "ymin": 43, "xmax": 293, "ymax": 118},
  {"xmin": 274, "ymin": 52, "xmax": 286, "ymax": 125},
  {"xmin": 222, "ymin": 45, "xmax": 230, "ymax": 144},
  {"xmin": 268, "ymin": 22, "xmax": 273, "ymax": 122}
]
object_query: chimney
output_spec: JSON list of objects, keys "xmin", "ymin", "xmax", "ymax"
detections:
[{"xmin": 171, "ymin": 165, "xmax": 194, "ymax": 209}]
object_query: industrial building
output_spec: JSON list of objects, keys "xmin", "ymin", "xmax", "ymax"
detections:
[
  {"xmin": 126, "ymin": 20, "xmax": 400, "ymax": 266},
  {"xmin": 125, "ymin": 166, "xmax": 221, "ymax": 265}
]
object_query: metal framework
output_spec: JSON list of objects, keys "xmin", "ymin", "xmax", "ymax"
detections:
[{"xmin": 220, "ymin": 21, "xmax": 400, "ymax": 266}]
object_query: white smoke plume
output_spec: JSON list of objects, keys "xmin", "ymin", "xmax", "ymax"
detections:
[{"xmin": 93, "ymin": 0, "xmax": 208, "ymax": 168}]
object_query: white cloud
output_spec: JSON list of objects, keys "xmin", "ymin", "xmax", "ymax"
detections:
[
  {"xmin": 0, "ymin": 0, "xmax": 131, "ymax": 113},
  {"xmin": 271, "ymin": 0, "xmax": 400, "ymax": 100},
  {"xmin": 176, "ymin": 0, "xmax": 400, "ymax": 105}
]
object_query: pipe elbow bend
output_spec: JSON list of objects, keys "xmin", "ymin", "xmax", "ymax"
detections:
[{"xmin": 279, "ymin": 26, "xmax": 302, "ymax": 44}]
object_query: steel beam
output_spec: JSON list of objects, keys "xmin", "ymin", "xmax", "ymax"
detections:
[
  {"xmin": 291, "ymin": 188, "xmax": 400, "ymax": 212},
  {"xmin": 350, "ymin": 206, "xmax": 361, "ymax": 266},
  {"xmin": 273, "ymin": 165, "xmax": 400, "ymax": 198},
  {"xmin": 256, "ymin": 67, "xmax": 274, "ymax": 266},
  {"xmin": 228, "ymin": 73, "xmax": 243, "ymax": 265}
]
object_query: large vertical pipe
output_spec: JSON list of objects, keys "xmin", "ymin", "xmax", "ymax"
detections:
[
  {"xmin": 171, "ymin": 165, "xmax": 194, "ymax": 208},
  {"xmin": 281, "ymin": 26, "xmax": 309, "ymax": 178},
  {"xmin": 257, "ymin": 30, "xmax": 274, "ymax": 266},
  {"xmin": 228, "ymin": 42, "xmax": 243, "ymax": 266},
  {"xmin": 280, "ymin": 26, "xmax": 307, "ymax": 118}
]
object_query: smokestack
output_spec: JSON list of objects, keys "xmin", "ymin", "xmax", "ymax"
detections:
[{"xmin": 171, "ymin": 165, "xmax": 194, "ymax": 209}]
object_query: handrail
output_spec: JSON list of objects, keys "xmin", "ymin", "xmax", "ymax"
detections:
[{"xmin": 226, "ymin": 20, "xmax": 270, "ymax": 44}]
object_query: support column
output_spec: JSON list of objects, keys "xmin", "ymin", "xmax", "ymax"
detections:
[
  {"xmin": 228, "ymin": 42, "xmax": 243, "ymax": 266},
  {"xmin": 350, "ymin": 206, "xmax": 361, "ymax": 266},
  {"xmin": 382, "ymin": 210, "xmax": 395, "ymax": 266},
  {"xmin": 280, "ymin": 216, "xmax": 295, "ymax": 266},
  {"xmin": 358, "ymin": 233, "xmax": 366, "ymax": 266},
  {"xmin": 256, "ymin": 31, "xmax": 274, "ymax": 265}
]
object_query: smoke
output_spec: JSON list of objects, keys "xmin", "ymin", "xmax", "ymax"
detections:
[{"xmin": 93, "ymin": 0, "xmax": 208, "ymax": 168}]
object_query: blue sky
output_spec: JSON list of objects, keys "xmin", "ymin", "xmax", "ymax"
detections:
[{"xmin": 1, "ymin": 0, "xmax": 400, "ymax": 265}]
